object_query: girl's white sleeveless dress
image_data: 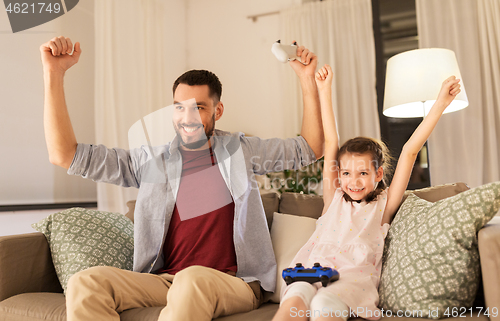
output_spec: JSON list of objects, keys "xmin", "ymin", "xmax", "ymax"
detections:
[{"xmin": 283, "ymin": 188, "xmax": 390, "ymax": 320}]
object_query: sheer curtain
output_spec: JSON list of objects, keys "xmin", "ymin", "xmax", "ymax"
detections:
[
  {"xmin": 280, "ymin": 0, "xmax": 380, "ymax": 143},
  {"xmin": 417, "ymin": 0, "xmax": 500, "ymax": 187},
  {"xmin": 94, "ymin": 0, "xmax": 185, "ymax": 213}
]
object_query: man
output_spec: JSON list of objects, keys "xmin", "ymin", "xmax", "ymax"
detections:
[{"xmin": 40, "ymin": 36, "xmax": 323, "ymax": 321}]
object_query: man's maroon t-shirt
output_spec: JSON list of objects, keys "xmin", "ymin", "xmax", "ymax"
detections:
[{"xmin": 158, "ymin": 147, "xmax": 237, "ymax": 275}]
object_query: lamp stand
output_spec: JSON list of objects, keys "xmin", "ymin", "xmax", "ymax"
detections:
[{"xmin": 422, "ymin": 101, "xmax": 431, "ymax": 184}]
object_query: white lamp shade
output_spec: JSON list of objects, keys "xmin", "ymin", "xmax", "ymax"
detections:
[{"xmin": 383, "ymin": 48, "xmax": 468, "ymax": 118}]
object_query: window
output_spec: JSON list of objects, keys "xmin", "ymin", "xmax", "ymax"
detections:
[{"xmin": 373, "ymin": 0, "xmax": 431, "ymax": 190}]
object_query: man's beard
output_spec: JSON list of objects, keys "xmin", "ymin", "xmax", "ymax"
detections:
[{"xmin": 175, "ymin": 113, "xmax": 216, "ymax": 150}]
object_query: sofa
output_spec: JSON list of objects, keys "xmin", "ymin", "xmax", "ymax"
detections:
[{"xmin": 0, "ymin": 182, "xmax": 499, "ymax": 321}]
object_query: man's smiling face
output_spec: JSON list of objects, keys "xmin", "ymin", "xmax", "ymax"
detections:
[{"xmin": 172, "ymin": 84, "xmax": 223, "ymax": 150}]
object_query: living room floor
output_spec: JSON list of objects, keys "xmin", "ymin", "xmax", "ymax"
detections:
[{"xmin": 0, "ymin": 208, "xmax": 97, "ymax": 236}]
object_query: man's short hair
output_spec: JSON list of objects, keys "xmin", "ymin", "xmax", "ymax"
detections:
[{"xmin": 173, "ymin": 70, "xmax": 222, "ymax": 104}]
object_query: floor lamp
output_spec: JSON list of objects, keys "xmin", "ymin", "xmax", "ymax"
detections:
[{"xmin": 382, "ymin": 48, "xmax": 469, "ymax": 184}]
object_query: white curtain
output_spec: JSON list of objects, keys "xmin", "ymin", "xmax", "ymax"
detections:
[
  {"xmin": 417, "ymin": 0, "xmax": 500, "ymax": 187},
  {"xmin": 280, "ymin": 0, "xmax": 380, "ymax": 144},
  {"xmin": 94, "ymin": 0, "xmax": 183, "ymax": 213}
]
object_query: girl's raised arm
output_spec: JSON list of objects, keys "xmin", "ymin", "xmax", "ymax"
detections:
[
  {"xmin": 315, "ymin": 65, "xmax": 340, "ymax": 213},
  {"xmin": 382, "ymin": 76, "xmax": 461, "ymax": 224}
]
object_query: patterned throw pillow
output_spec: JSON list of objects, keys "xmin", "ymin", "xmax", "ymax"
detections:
[
  {"xmin": 379, "ymin": 182, "xmax": 500, "ymax": 319},
  {"xmin": 32, "ymin": 207, "xmax": 134, "ymax": 292}
]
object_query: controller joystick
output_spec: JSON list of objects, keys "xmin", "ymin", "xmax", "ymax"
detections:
[{"xmin": 272, "ymin": 40, "xmax": 299, "ymax": 63}]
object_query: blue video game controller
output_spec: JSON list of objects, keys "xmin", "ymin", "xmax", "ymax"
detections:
[{"xmin": 282, "ymin": 263, "xmax": 339, "ymax": 287}]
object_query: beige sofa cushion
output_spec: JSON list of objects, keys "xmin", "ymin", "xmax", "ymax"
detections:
[
  {"xmin": 278, "ymin": 192, "xmax": 324, "ymax": 219},
  {"xmin": 0, "ymin": 293, "xmax": 66, "ymax": 321},
  {"xmin": 267, "ymin": 213, "xmax": 317, "ymax": 303},
  {"xmin": 402, "ymin": 182, "xmax": 469, "ymax": 203}
]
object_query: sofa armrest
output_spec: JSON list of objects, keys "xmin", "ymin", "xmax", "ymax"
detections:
[
  {"xmin": 478, "ymin": 217, "xmax": 500, "ymax": 321},
  {"xmin": 0, "ymin": 232, "xmax": 62, "ymax": 301}
]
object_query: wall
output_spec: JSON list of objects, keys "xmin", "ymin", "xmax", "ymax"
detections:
[
  {"xmin": 186, "ymin": 0, "xmax": 303, "ymax": 139},
  {"xmin": 94, "ymin": 0, "xmax": 188, "ymax": 214},
  {"xmin": 0, "ymin": 0, "xmax": 97, "ymax": 206},
  {"xmin": 0, "ymin": 0, "xmax": 306, "ymax": 207}
]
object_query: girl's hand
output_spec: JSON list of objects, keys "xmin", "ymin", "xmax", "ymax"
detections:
[
  {"xmin": 315, "ymin": 64, "xmax": 333, "ymax": 92},
  {"xmin": 435, "ymin": 76, "xmax": 461, "ymax": 108}
]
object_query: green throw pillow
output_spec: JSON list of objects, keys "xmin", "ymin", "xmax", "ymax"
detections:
[
  {"xmin": 379, "ymin": 182, "xmax": 500, "ymax": 319},
  {"xmin": 32, "ymin": 207, "xmax": 134, "ymax": 292}
]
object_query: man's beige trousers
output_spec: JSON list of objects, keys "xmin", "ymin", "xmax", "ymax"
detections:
[{"xmin": 66, "ymin": 265, "xmax": 258, "ymax": 321}]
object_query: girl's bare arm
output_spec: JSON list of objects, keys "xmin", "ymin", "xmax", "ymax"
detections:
[
  {"xmin": 315, "ymin": 65, "xmax": 340, "ymax": 213},
  {"xmin": 382, "ymin": 76, "xmax": 461, "ymax": 224}
]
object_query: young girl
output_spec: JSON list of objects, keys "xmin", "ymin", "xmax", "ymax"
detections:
[{"xmin": 272, "ymin": 65, "xmax": 461, "ymax": 321}]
